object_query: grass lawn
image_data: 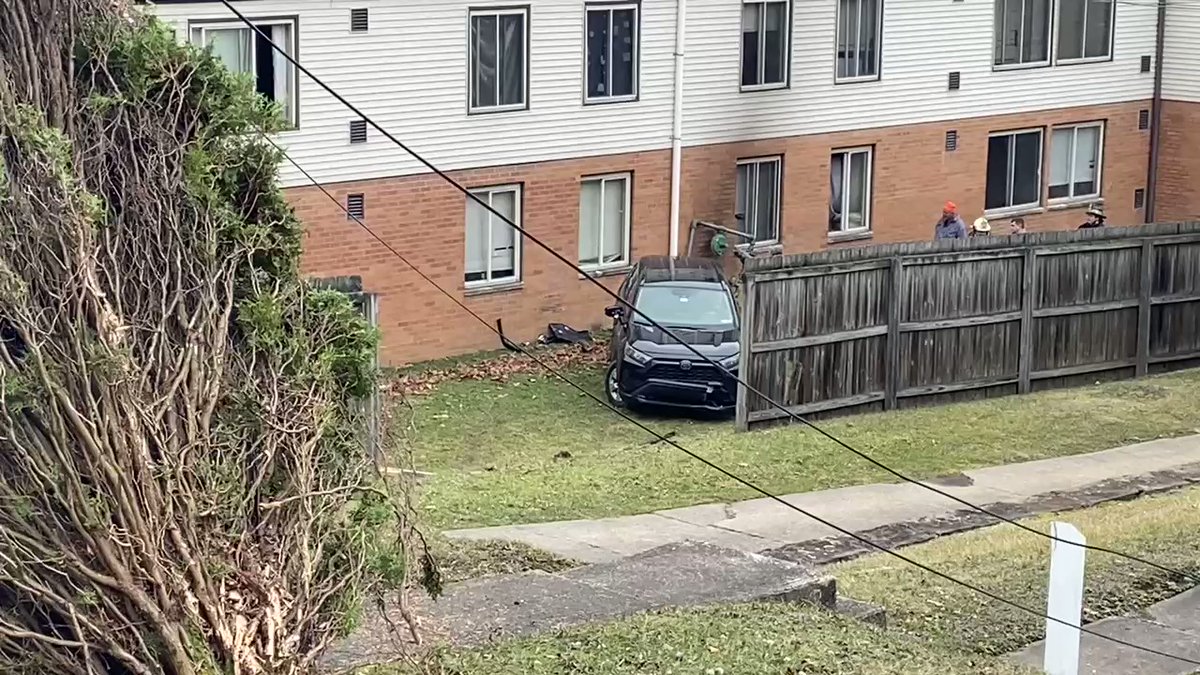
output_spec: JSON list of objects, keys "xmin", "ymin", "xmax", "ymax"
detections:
[
  {"xmin": 389, "ymin": 604, "xmax": 1034, "ymax": 675},
  {"xmin": 371, "ymin": 486, "xmax": 1200, "ymax": 674},
  {"xmin": 410, "ymin": 365, "xmax": 1200, "ymax": 530},
  {"xmin": 836, "ymin": 485, "xmax": 1200, "ymax": 657}
]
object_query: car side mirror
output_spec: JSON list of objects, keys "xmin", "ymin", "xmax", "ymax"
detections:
[{"xmin": 604, "ymin": 305, "xmax": 624, "ymax": 319}]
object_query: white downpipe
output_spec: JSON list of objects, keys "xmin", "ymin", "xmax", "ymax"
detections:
[{"xmin": 667, "ymin": 0, "xmax": 686, "ymax": 257}]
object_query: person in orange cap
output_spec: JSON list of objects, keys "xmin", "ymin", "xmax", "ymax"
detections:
[{"xmin": 934, "ymin": 201, "xmax": 967, "ymax": 239}]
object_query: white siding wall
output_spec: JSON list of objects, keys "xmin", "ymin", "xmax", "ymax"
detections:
[
  {"xmin": 1163, "ymin": 2, "xmax": 1200, "ymax": 102},
  {"xmin": 152, "ymin": 0, "xmax": 1158, "ymax": 188}
]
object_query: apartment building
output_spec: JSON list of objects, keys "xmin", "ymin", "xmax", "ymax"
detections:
[{"xmin": 151, "ymin": 0, "xmax": 1193, "ymax": 364}]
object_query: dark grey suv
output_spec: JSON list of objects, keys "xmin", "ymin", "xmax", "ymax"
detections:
[{"xmin": 603, "ymin": 256, "xmax": 740, "ymax": 413}]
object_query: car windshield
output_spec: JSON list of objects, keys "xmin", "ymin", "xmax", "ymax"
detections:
[{"xmin": 633, "ymin": 283, "xmax": 735, "ymax": 328}]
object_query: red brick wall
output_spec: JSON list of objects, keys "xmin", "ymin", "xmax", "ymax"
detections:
[
  {"xmin": 288, "ymin": 100, "xmax": 1153, "ymax": 365},
  {"xmin": 679, "ymin": 100, "xmax": 1151, "ymax": 252},
  {"xmin": 290, "ymin": 151, "xmax": 671, "ymax": 364},
  {"xmin": 1157, "ymin": 100, "xmax": 1200, "ymax": 221}
]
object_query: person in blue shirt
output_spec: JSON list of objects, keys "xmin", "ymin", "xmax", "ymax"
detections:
[{"xmin": 934, "ymin": 201, "xmax": 968, "ymax": 239}]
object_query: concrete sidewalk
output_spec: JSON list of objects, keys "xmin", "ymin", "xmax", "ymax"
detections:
[
  {"xmin": 1012, "ymin": 587, "xmax": 1200, "ymax": 675},
  {"xmin": 446, "ymin": 435, "xmax": 1200, "ymax": 563}
]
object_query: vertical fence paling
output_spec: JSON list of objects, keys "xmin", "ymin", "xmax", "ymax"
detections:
[{"xmin": 736, "ymin": 223, "xmax": 1200, "ymax": 429}]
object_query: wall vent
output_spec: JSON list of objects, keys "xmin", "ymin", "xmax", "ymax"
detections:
[
  {"xmin": 347, "ymin": 193, "xmax": 365, "ymax": 221},
  {"xmin": 945, "ymin": 130, "xmax": 958, "ymax": 151},
  {"xmin": 1140, "ymin": 55, "xmax": 1152, "ymax": 73},
  {"xmin": 1134, "ymin": 188, "xmax": 1146, "ymax": 210},
  {"xmin": 948, "ymin": 71, "xmax": 961, "ymax": 91},
  {"xmin": 349, "ymin": 119, "xmax": 368, "ymax": 143},
  {"xmin": 350, "ymin": 8, "xmax": 369, "ymax": 32},
  {"xmin": 1138, "ymin": 109, "xmax": 1150, "ymax": 130}
]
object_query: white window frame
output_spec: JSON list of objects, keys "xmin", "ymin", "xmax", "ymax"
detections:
[
  {"xmin": 1053, "ymin": 0, "xmax": 1115, "ymax": 64},
  {"xmin": 739, "ymin": 0, "xmax": 791, "ymax": 91},
  {"xmin": 992, "ymin": 0, "xmax": 1052, "ymax": 70},
  {"xmin": 583, "ymin": 3, "xmax": 640, "ymax": 104},
  {"xmin": 834, "ymin": 0, "xmax": 883, "ymax": 83},
  {"xmin": 188, "ymin": 18, "xmax": 299, "ymax": 128},
  {"xmin": 984, "ymin": 128, "xmax": 1045, "ymax": 215},
  {"xmin": 735, "ymin": 156, "xmax": 782, "ymax": 244},
  {"xmin": 830, "ymin": 147, "xmax": 873, "ymax": 234},
  {"xmin": 1048, "ymin": 122, "xmax": 1104, "ymax": 204},
  {"xmin": 578, "ymin": 173, "xmax": 633, "ymax": 271},
  {"xmin": 465, "ymin": 185, "xmax": 523, "ymax": 288},
  {"xmin": 467, "ymin": 7, "xmax": 530, "ymax": 114}
]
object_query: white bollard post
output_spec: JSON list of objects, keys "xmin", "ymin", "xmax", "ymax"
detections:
[{"xmin": 1044, "ymin": 521, "xmax": 1087, "ymax": 675}]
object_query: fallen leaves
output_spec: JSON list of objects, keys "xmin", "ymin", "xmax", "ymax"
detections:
[{"xmin": 387, "ymin": 338, "xmax": 610, "ymax": 397}]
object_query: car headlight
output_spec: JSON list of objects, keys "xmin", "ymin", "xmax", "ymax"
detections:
[
  {"xmin": 623, "ymin": 344, "xmax": 653, "ymax": 366},
  {"xmin": 718, "ymin": 353, "xmax": 739, "ymax": 369}
]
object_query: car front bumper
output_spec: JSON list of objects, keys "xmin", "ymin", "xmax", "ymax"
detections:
[{"xmin": 619, "ymin": 361, "xmax": 738, "ymax": 412}]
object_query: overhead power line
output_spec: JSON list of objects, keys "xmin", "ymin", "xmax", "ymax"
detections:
[
  {"xmin": 253, "ymin": 127, "xmax": 1200, "ymax": 668},
  {"xmin": 213, "ymin": 0, "xmax": 1200, "ymax": 587}
]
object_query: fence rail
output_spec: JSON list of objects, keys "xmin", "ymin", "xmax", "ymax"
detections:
[{"xmin": 735, "ymin": 223, "xmax": 1200, "ymax": 430}]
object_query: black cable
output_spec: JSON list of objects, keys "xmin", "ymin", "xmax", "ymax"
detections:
[
  {"xmin": 254, "ymin": 130, "xmax": 1200, "ymax": 667},
  {"xmin": 214, "ymin": 0, "xmax": 1200, "ymax": 584}
]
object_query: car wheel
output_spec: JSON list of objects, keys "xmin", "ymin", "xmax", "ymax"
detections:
[{"xmin": 604, "ymin": 363, "xmax": 625, "ymax": 408}]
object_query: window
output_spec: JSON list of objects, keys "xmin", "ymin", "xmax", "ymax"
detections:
[
  {"xmin": 469, "ymin": 8, "xmax": 528, "ymax": 112},
  {"xmin": 465, "ymin": 185, "xmax": 522, "ymax": 286},
  {"xmin": 585, "ymin": 4, "xmax": 638, "ymax": 102},
  {"xmin": 741, "ymin": 0, "xmax": 789, "ymax": 88},
  {"xmin": 634, "ymin": 285, "xmax": 736, "ymax": 328},
  {"xmin": 1049, "ymin": 123, "xmax": 1103, "ymax": 201},
  {"xmin": 985, "ymin": 129, "xmax": 1043, "ymax": 211},
  {"xmin": 735, "ymin": 157, "xmax": 781, "ymax": 243},
  {"xmin": 836, "ymin": 0, "xmax": 881, "ymax": 81},
  {"xmin": 579, "ymin": 174, "xmax": 631, "ymax": 269},
  {"xmin": 190, "ymin": 20, "xmax": 298, "ymax": 126},
  {"xmin": 1057, "ymin": 0, "xmax": 1114, "ymax": 61},
  {"xmin": 829, "ymin": 148, "xmax": 872, "ymax": 233},
  {"xmin": 993, "ymin": 0, "xmax": 1050, "ymax": 67}
]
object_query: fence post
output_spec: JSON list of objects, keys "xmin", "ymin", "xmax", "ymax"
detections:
[
  {"xmin": 885, "ymin": 257, "xmax": 903, "ymax": 410},
  {"xmin": 1137, "ymin": 239, "xmax": 1153, "ymax": 377},
  {"xmin": 1018, "ymin": 248, "xmax": 1036, "ymax": 394},
  {"xmin": 735, "ymin": 271, "xmax": 757, "ymax": 432}
]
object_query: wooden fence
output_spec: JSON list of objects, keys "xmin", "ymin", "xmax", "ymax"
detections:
[{"xmin": 735, "ymin": 222, "xmax": 1200, "ymax": 430}]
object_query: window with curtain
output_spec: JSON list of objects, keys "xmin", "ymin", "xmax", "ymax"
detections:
[
  {"xmin": 829, "ymin": 148, "xmax": 873, "ymax": 233},
  {"xmin": 585, "ymin": 4, "xmax": 638, "ymax": 101},
  {"xmin": 985, "ymin": 129, "xmax": 1044, "ymax": 211},
  {"xmin": 836, "ymin": 0, "xmax": 882, "ymax": 81},
  {"xmin": 579, "ymin": 174, "xmax": 631, "ymax": 269},
  {"xmin": 469, "ymin": 8, "xmax": 528, "ymax": 112},
  {"xmin": 1049, "ymin": 123, "xmax": 1103, "ymax": 201},
  {"xmin": 735, "ymin": 157, "xmax": 781, "ymax": 243},
  {"xmin": 465, "ymin": 186, "xmax": 522, "ymax": 286},
  {"xmin": 1057, "ymin": 0, "xmax": 1114, "ymax": 61},
  {"xmin": 993, "ymin": 0, "xmax": 1051, "ymax": 66},
  {"xmin": 189, "ymin": 20, "xmax": 298, "ymax": 126},
  {"xmin": 741, "ymin": 0, "xmax": 789, "ymax": 88}
]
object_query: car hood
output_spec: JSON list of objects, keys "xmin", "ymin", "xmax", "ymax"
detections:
[{"xmin": 630, "ymin": 322, "xmax": 739, "ymax": 359}]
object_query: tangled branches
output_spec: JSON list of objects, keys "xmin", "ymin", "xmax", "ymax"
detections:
[{"xmin": 0, "ymin": 1, "xmax": 411, "ymax": 672}]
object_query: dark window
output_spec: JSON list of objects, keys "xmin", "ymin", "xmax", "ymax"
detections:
[
  {"xmin": 735, "ymin": 157, "xmax": 781, "ymax": 242},
  {"xmin": 836, "ymin": 0, "xmax": 881, "ymax": 81},
  {"xmin": 985, "ymin": 130, "xmax": 1043, "ymax": 211},
  {"xmin": 470, "ymin": 8, "xmax": 527, "ymax": 111},
  {"xmin": 586, "ymin": 5, "xmax": 638, "ymax": 101},
  {"xmin": 993, "ymin": 0, "xmax": 1051, "ymax": 66},
  {"xmin": 741, "ymin": 0, "xmax": 789, "ymax": 88},
  {"xmin": 190, "ymin": 21, "xmax": 298, "ymax": 126},
  {"xmin": 1057, "ymin": 0, "xmax": 1113, "ymax": 61}
]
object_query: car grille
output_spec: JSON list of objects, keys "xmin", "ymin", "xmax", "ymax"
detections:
[{"xmin": 647, "ymin": 361, "xmax": 723, "ymax": 384}]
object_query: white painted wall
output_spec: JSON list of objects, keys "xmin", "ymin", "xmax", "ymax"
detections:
[
  {"xmin": 152, "ymin": 0, "xmax": 1160, "ymax": 188},
  {"xmin": 1163, "ymin": 1, "xmax": 1200, "ymax": 102}
]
